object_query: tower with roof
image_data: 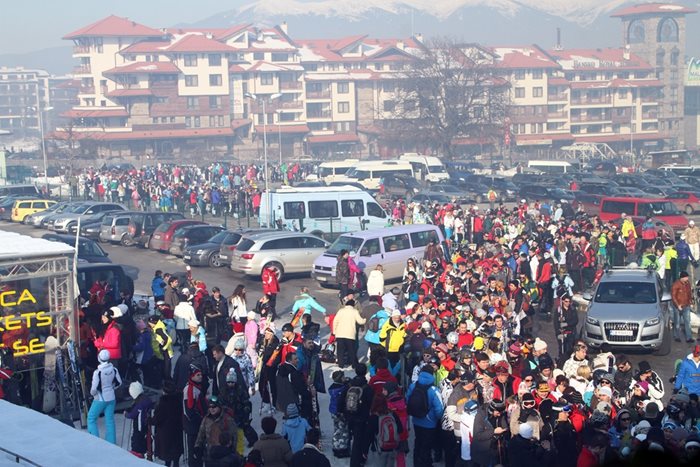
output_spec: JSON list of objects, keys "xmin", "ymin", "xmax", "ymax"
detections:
[{"xmin": 612, "ymin": 3, "xmax": 696, "ymax": 148}]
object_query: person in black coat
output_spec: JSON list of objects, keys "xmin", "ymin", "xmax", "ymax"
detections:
[
  {"xmin": 152, "ymin": 380, "xmax": 184, "ymax": 467},
  {"xmin": 275, "ymin": 352, "xmax": 309, "ymax": 413},
  {"xmin": 211, "ymin": 345, "xmax": 243, "ymax": 397},
  {"xmin": 290, "ymin": 428, "xmax": 330, "ymax": 467},
  {"xmin": 174, "ymin": 342, "xmax": 209, "ymax": 392},
  {"xmin": 258, "ymin": 327, "xmax": 280, "ymax": 411},
  {"xmin": 347, "ymin": 363, "xmax": 374, "ymax": 467},
  {"xmin": 551, "ymin": 404, "xmax": 578, "ymax": 467},
  {"xmin": 472, "ymin": 400, "xmax": 509, "ymax": 467}
]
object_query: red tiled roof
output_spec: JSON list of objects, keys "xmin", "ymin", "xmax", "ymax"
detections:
[
  {"xmin": 331, "ymin": 35, "xmax": 368, "ymax": 52},
  {"xmin": 51, "ymin": 127, "xmax": 235, "ymax": 141},
  {"xmin": 574, "ymin": 132, "xmax": 663, "ymax": 143},
  {"xmin": 611, "ymin": 3, "xmax": 696, "ymax": 17},
  {"xmin": 549, "ymin": 78, "xmax": 570, "ymax": 85},
  {"xmin": 254, "ymin": 124, "xmax": 309, "ymax": 134},
  {"xmin": 214, "ymin": 24, "xmax": 252, "ymax": 41},
  {"xmin": 56, "ymin": 79, "xmax": 81, "ymax": 89},
  {"xmin": 104, "ymin": 61, "xmax": 180, "ymax": 75},
  {"xmin": 63, "ymin": 15, "xmax": 164, "ymax": 40},
  {"xmin": 307, "ymin": 133, "xmax": 360, "ymax": 144},
  {"xmin": 166, "ymin": 34, "xmax": 236, "ymax": 53},
  {"xmin": 106, "ymin": 88, "xmax": 153, "ymax": 97},
  {"xmin": 61, "ymin": 108, "xmax": 129, "ymax": 118},
  {"xmin": 120, "ymin": 40, "xmax": 172, "ymax": 54},
  {"xmin": 491, "ymin": 46, "xmax": 559, "ymax": 69},
  {"xmin": 231, "ymin": 119, "xmax": 251, "ymax": 130}
]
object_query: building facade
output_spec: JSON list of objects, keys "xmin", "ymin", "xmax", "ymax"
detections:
[{"xmin": 0, "ymin": 67, "xmax": 50, "ymax": 136}]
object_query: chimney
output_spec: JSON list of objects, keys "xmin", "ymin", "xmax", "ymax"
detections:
[
  {"xmin": 397, "ymin": 40, "xmax": 405, "ymax": 51},
  {"xmin": 206, "ymin": 32, "xmax": 213, "ymax": 39},
  {"xmin": 280, "ymin": 21, "xmax": 288, "ymax": 35},
  {"xmin": 623, "ymin": 44, "xmax": 630, "ymax": 60}
]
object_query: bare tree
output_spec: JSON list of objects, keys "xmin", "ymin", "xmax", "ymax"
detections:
[{"xmin": 388, "ymin": 38, "xmax": 510, "ymax": 158}]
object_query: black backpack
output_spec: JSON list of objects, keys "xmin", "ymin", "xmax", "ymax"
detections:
[
  {"xmin": 407, "ymin": 383, "xmax": 430, "ymax": 418},
  {"xmin": 367, "ymin": 313, "xmax": 380, "ymax": 333}
]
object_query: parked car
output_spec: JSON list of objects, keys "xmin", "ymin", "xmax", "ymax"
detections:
[
  {"xmin": 76, "ymin": 264, "xmax": 133, "ymax": 304},
  {"xmin": 123, "ymin": 212, "xmax": 185, "ymax": 247},
  {"xmin": 610, "ymin": 187, "xmax": 652, "ymax": 198},
  {"xmin": 9, "ymin": 199, "xmax": 56, "ymax": 223},
  {"xmin": 0, "ymin": 184, "xmax": 41, "ymax": 201},
  {"xmin": 42, "ymin": 233, "xmax": 112, "ymax": 263},
  {"xmin": 411, "ymin": 192, "xmax": 454, "ymax": 206},
  {"xmin": 47, "ymin": 202, "xmax": 126, "ymax": 233},
  {"xmin": 0, "ymin": 195, "xmax": 38, "ymax": 221},
  {"xmin": 148, "ymin": 219, "xmax": 206, "ymax": 252},
  {"xmin": 39, "ymin": 202, "xmax": 86, "ymax": 228},
  {"xmin": 572, "ymin": 193, "xmax": 603, "ymax": 216},
  {"xmin": 169, "ymin": 224, "xmax": 225, "ymax": 257},
  {"xmin": 230, "ymin": 231, "xmax": 330, "ymax": 281},
  {"xmin": 519, "ymin": 185, "xmax": 575, "ymax": 202},
  {"xmin": 69, "ymin": 209, "xmax": 125, "ymax": 239},
  {"xmin": 98, "ymin": 212, "xmax": 138, "ymax": 244},
  {"xmin": 382, "ymin": 174, "xmax": 422, "ymax": 198},
  {"xmin": 27, "ymin": 201, "xmax": 72, "ymax": 227},
  {"xmin": 665, "ymin": 191, "xmax": 700, "ymax": 215},
  {"xmin": 217, "ymin": 229, "xmax": 275, "ymax": 267}
]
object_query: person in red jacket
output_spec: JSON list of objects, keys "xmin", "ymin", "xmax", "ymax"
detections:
[
  {"xmin": 368, "ymin": 356, "xmax": 398, "ymax": 396},
  {"xmin": 261, "ymin": 265, "xmax": 280, "ymax": 320},
  {"xmin": 537, "ymin": 252, "xmax": 554, "ymax": 319},
  {"xmin": 576, "ymin": 431, "xmax": 607, "ymax": 467},
  {"xmin": 384, "ymin": 381, "xmax": 408, "ymax": 467},
  {"xmin": 492, "ymin": 361, "xmax": 521, "ymax": 401},
  {"xmin": 94, "ymin": 307, "xmax": 123, "ymax": 362}
]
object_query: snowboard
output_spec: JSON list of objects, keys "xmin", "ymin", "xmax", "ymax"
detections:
[{"xmin": 42, "ymin": 336, "xmax": 59, "ymax": 413}]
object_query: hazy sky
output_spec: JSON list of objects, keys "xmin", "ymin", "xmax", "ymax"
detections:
[{"xmin": 0, "ymin": 0, "xmax": 232, "ymax": 54}]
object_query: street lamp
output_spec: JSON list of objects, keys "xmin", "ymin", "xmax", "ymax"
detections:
[
  {"xmin": 28, "ymin": 103, "xmax": 53, "ymax": 194},
  {"xmin": 276, "ymin": 109, "xmax": 283, "ymax": 166},
  {"xmin": 244, "ymin": 92, "xmax": 281, "ymax": 226}
]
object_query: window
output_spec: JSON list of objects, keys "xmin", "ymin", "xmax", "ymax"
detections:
[
  {"xmin": 209, "ymin": 96, "xmax": 221, "ymax": 109},
  {"xmin": 261, "ymin": 73, "xmax": 273, "ymax": 85},
  {"xmin": 253, "ymin": 52, "xmax": 265, "ymax": 60},
  {"xmin": 209, "ymin": 116, "xmax": 216, "ymax": 127},
  {"xmin": 338, "ymin": 101, "xmax": 350, "ymax": 113},
  {"xmin": 337, "ymin": 82, "xmax": 350, "ymax": 94},
  {"xmin": 308, "ymin": 200, "xmax": 338, "ymax": 219},
  {"xmin": 187, "ymin": 97, "xmax": 199, "ymax": 110},
  {"xmin": 185, "ymin": 75, "xmax": 198, "ymax": 87},
  {"xmin": 514, "ymin": 70, "xmax": 526, "ymax": 80},
  {"xmin": 532, "ymin": 69, "xmax": 543, "ymax": 79},
  {"xmin": 208, "ymin": 54, "xmax": 221, "ymax": 66},
  {"xmin": 283, "ymin": 202, "xmax": 305, "ymax": 219},
  {"xmin": 410, "ymin": 230, "xmax": 439, "ymax": 248},
  {"xmin": 209, "ymin": 74, "xmax": 222, "ymax": 86},
  {"xmin": 382, "ymin": 82, "xmax": 394, "ymax": 93},
  {"xmin": 515, "ymin": 87, "xmax": 525, "ymax": 98},
  {"xmin": 271, "ymin": 53, "xmax": 289, "ymax": 62},
  {"xmin": 300, "ymin": 236, "xmax": 327, "ymax": 248},
  {"xmin": 194, "ymin": 116, "xmax": 200, "ymax": 128},
  {"xmin": 262, "ymin": 238, "xmax": 299, "ymax": 250},
  {"xmin": 383, "ymin": 100, "xmax": 395, "ymax": 112},
  {"xmin": 185, "ymin": 116, "xmax": 192, "ymax": 128},
  {"xmin": 367, "ymin": 202, "xmax": 385, "ymax": 218},
  {"xmin": 671, "ymin": 50, "xmax": 680, "ymax": 66},
  {"xmin": 359, "ymin": 238, "xmax": 381, "ymax": 256},
  {"xmin": 533, "ymin": 87, "xmax": 543, "ymax": 98},
  {"xmin": 341, "ymin": 199, "xmax": 364, "ymax": 217},
  {"xmin": 382, "ymin": 233, "xmax": 410, "ymax": 252},
  {"xmin": 602, "ymin": 200, "xmax": 634, "ymax": 215},
  {"xmin": 184, "ymin": 54, "xmax": 197, "ymax": 67}
]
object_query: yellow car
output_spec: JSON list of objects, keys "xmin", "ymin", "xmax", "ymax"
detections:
[{"xmin": 11, "ymin": 199, "xmax": 56, "ymax": 223}]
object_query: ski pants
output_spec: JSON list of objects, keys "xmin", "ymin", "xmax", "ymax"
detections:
[{"xmin": 88, "ymin": 399, "xmax": 117, "ymax": 444}]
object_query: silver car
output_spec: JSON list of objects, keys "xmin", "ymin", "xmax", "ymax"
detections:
[
  {"xmin": 28, "ymin": 201, "xmax": 72, "ymax": 227},
  {"xmin": 98, "ymin": 213, "xmax": 135, "ymax": 245},
  {"xmin": 49, "ymin": 202, "xmax": 126, "ymax": 233},
  {"xmin": 230, "ymin": 231, "xmax": 329, "ymax": 281},
  {"xmin": 583, "ymin": 268, "xmax": 671, "ymax": 355}
]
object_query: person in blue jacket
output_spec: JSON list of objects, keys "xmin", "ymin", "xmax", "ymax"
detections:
[
  {"xmin": 405, "ymin": 365, "xmax": 444, "ymax": 467},
  {"xmin": 364, "ymin": 307, "xmax": 390, "ymax": 354},
  {"xmin": 675, "ymin": 345, "xmax": 700, "ymax": 396},
  {"xmin": 292, "ymin": 287, "xmax": 326, "ymax": 317},
  {"xmin": 151, "ymin": 270, "xmax": 166, "ymax": 302}
]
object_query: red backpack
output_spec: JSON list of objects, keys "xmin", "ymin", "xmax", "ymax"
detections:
[{"xmin": 377, "ymin": 413, "xmax": 400, "ymax": 451}]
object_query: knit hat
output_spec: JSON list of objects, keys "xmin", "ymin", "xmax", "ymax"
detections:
[
  {"xmin": 247, "ymin": 311, "xmax": 256, "ymax": 321},
  {"xmin": 638, "ymin": 360, "xmax": 652, "ymax": 375},
  {"xmin": 225, "ymin": 368, "xmax": 237, "ymax": 383},
  {"xmin": 391, "ymin": 309, "xmax": 402, "ymax": 317},
  {"xmin": 521, "ymin": 392, "xmax": 535, "ymax": 403},
  {"xmin": 108, "ymin": 306, "xmax": 123, "ymax": 318},
  {"xmin": 519, "ymin": 423, "xmax": 534, "ymax": 440},
  {"xmin": 465, "ymin": 400, "xmax": 478, "ymax": 413},
  {"xmin": 285, "ymin": 403, "xmax": 299, "ymax": 418},
  {"xmin": 644, "ymin": 402, "xmax": 660, "ymax": 419},
  {"xmin": 490, "ymin": 399, "xmax": 506, "ymax": 412},
  {"xmin": 533, "ymin": 338, "xmax": 547, "ymax": 352},
  {"xmin": 598, "ymin": 386, "xmax": 613, "ymax": 398},
  {"xmin": 332, "ymin": 370, "xmax": 345, "ymax": 383},
  {"xmin": 98, "ymin": 349, "xmax": 111, "ymax": 362},
  {"xmin": 129, "ymin": 381, "xmax": 144, "ymax": 400}
]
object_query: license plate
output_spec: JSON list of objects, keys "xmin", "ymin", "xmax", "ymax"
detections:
[
  {"xmin": 183, "ymin": 255, "xmax": 191, "ymax": 260},
  {"xmin": 153, "ymin": 234, "xmax": 161, "ymax": 239},
  {"xmin": 317, "ymin": 275, "xmax": 326, "ymax": 281},
  {"xmin": 220, "ymin": 255, "xmax": 229, "ymax": 261},
  {"xmin": 610, "ymin": 330, "xmax": 633, "ymax": 337}
]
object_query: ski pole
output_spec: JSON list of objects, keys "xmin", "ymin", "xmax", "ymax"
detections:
[{"xmin": 120, "ymin": 416, "xmax": 128, "ymax": 448}]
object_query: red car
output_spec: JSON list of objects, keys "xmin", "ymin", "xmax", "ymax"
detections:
[
  {"xmin": 148, "ymin": 219, "xmax": 206, "ymax": 253},
  {"xmin": 665, "ymin": 191, "xmax": 700, "ymax": 215}
]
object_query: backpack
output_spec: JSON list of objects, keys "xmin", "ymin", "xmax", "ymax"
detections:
[
  {"xmin": 521, "ymin": 292, "xmax": 533, "ymax": 316},
  {"xmin": 319, "ymin": 343, "xmax": 336, "ymax": 364},
  {"xmin": 407, "ymin": 383, "xmax": 430, "ymax": 418},
  {"xmin": 367, "ymin": 313, "xmax": 380, "ymax": 333},
  {"xmin": 328, "ymin": 383, "xmax": 347, "ymax": 415},
  {"xmin": 377, "ymin": 413, "xmax": 400, "ymax": 451},
  {"xmin": 345, "ymin": 386, "xmax": 363, "ymax": 415}
]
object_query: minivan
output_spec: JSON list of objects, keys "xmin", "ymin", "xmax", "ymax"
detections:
[
  {"xmin": 0, "ymin": 184, "xmax": 40, "ymax": 200},
  {"xmin": 316, "ymin": 159, "xmax": 360, "ymax": 184},
  {"xmin": 11, "ymin": 199, "xmax": 56, "ymax": 223},
  {"xmin": 99, "ymin": 212, "xmax": 137, "ymax": 245},
  {"xmin": 599, "ymin": 197, "xmax": 688, "ymax": 232},
  {"xmin": 123, "ymin": 212, "xmax": 185, "ymax": 247},
  {"xmin": 312, "ymin": 224, "xmax": 446, "ymax": 286},
  {"xmin": 148, "ymin": 219, "xmax": 205, "ymax": 252},
  {"xmin": 337, "ymin": 161, "xmax": 414, "ymax": 191}
]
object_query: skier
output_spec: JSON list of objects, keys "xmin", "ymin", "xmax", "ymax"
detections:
[
  {"xmin": 88, "ymin": 349, "xmax": 122, "ymax": 444},
  {"xmin": 124, "ymin": 381, "xmax": 155, "ymax": 458}
]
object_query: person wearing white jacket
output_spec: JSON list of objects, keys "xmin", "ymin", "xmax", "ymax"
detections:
[
  {"xmin": 174, "ymin": 301, "xmax": 197, "ymax": 348},
  {"xmin": 88, "ymin": 349, "xmax": 122, "ymax": 444},
  {"xmin": 229, "ymin": 284, "xmax": 248, "ymax": 324},
  {"xmin": 366, "ymin": 264, "xmax": 385, "ymax": 299}
]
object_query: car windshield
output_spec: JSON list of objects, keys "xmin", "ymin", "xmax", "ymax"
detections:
[
  {"xmin": 65, "ymin": 204, "xmax": 88, "ymax": 213},
  {"xmin": 78, "ymin": 240, "xmax": 105, "ymax": 257},
  {"xmin": 594, "ymin": 281, "xmax": 657, "ymax": 304},
  {"xmin": 236, "ymin": 239, "xmax": 255, "ymax": 252},
  {"xmin": 208, "ymin": 231, "xmax": 230, "ymax": 243},
  {"xmin": 428, "ymin": 165, "xmax": 446, "ymax": 173},
  {"xmin": 637, "ymin": 201, "xmax": 679, "ymax": 217},
  {"xmin": 327, "ymin": 236, "xmax": 364, "ymax": 256}
]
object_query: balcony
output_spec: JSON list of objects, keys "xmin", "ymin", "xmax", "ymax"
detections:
[
  {"xmin": 280, "ymin": 81, "xmax": 303, "ymax": 90},
  {"xmin": 570, "ymin": 97, "xmax": 612, "ymax": 106},
  {"xmin": 79, "ymin": 85, "xmax": 95, "ymax": 94},
  {"xmin": 570, "ymin": 113, "xmax": 611, "ymax": 122},
  {"xmin": 611, "ymin": 111, "xmax": 632, "ymax": 124},
  {"xmin": 642, "ymin": 111, "xmax": 658, "ymax": 120},
  {"xmin": 306, "ymin": 90, "xmax": 332, "ymax": 99},
  {"xmin": 73, "ymin": 65, "xmax": 92, "ymax": 75},
  {"xmin": 307, "ymin": 111, "xmax": 332, "ymax": 119},
  {"xmin": 547, "ymin": 111, "xmax": 568, "ymax": 119},
  {"xmin": 73, "ymin": 45, "xmax": 91, "ymax": 54},
  {"xmin": 548, "ymin": 93, "xmax": 568, "ymax": 102}
]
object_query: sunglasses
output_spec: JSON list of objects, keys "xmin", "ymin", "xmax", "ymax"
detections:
[
  {"xmin": 600, "ymin": 380, "xmax": 612, "ymax": 386},
  {"xmin": 524, "ymin": 378, "xmax": 534, "ymax": 382},
  {"xmin": 234, "ymin": 349, "xmax": 244, "ymax": 352},
  {"xmin": 523, "ymin": 401, "xmax": 536, "ymax": 407}
]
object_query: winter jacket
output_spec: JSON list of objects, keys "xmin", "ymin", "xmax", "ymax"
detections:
[
  {"xmin": 336, "ymin": 257, "xmax": 350, "ymax": 285},
  {"xmin": 631, "ymin": 371, "xmax": 665, "ymax": 405},
  {"xmin": 364, "ymin": 309, "xmax": 389, "ymax": 345},
  {"xmin": 174, "ymin": 302, "xmax": 196, "ymax": 331},
  {"xmin": 446, "ymin": 384, "xmax": 480, "ymax": 436},
  {"xmin": 672, "ymin": 279, "xmax": 693, "ymax": 308},
  {"xmin": 164, "ymin": 284, "xmax": 180, "ymax": 310},
  {"xmin": 387, "ymin": 391, "xmax": 409, "ymax": 441},
  {"xmin": 292, "ymin": 293, "xmax": 326, "ymax": 315},
  {"xmin": 132, "ymin": 330, "xmax": 154, "ymax": 364},
  {"xmin": 406, "ymin": 371, "xmax": 444, "ymax": 429},
  {"xmin": 151, "ymin": 319, "xmax": 174, "ymax": 359},
  {"xmin": 290, "ymin": 444, "xmax": 331, "ymax": 467},
  {"xmin": 677, "ymin": 240, "xmax": 694, "ymax": 260},
  {"xmin": 471, "ymin": 407, "xmax": 497, "ymax": 467},
  {"xmin": 368, "ymin": 368, "xmax": 398, "ymax": 395},
  {"xmin": 262, "ymin": 267, "xmax": 281, "ymax": 295},
  {"xmin": 275, "ymin": 362, "xmax": 309, "ymax": 413},
  {"xmin": 125, "ymin": 394, "xmax": 154, "ymax": 455},
  {"xmin": 229, "ymin": 296, "xmax": 248, "ymax": 321},
  {"xmin": 675, "ymin": 353, "xmax": 700, "ymax": 395},
  {"xmin": 492, "ymin": 374, "xmax": 522, "ymax": 402},
  {"xmin": 153, "ymin": 392, "xmax": 184, "ymax": 462},
  {"xmin": 195, "ymin": 411, "xmax": 237, "ymax": 453},
  {"xmin": 253, "ymin": 433, "xmax": 293, "ymax": 467},
  {"xmin": 685, "ymin": 225, "xmax": 700, "ymax": 244},
  {"xmin": 366, "ymin": 270, "xmax": 385, "ymax": 297},
  {"xmin": 183, "ymin": 380, "xmax": 206, "ymax": 434},
  {"xmin": 190, "ymin": 326, "xmax": 207, "ymax": 352},
  {"xmin": 90, "ymin": 361, "xmax": 122, "ymax": 402},
  {"xmin": 379, "ymin": 319, "xmax": 407, "ymax": 353},
  {"xmin": 94, "ymin": 321, "xmax": 122, "ymax": 360},
  {"xmin": 332, "ymin": 305, "xmax": 366, "ymax": 340},
  {"xmin": 151, "ymin": 276, "xmax": 166, "ymax": 297},
  {"xmin": 174, "ymin": 346, "xmax": 209, "ymax": 392},
  {"xmin": 245, "ymin": 320, "xmax": 259, "ymax": 350},
  {"xmin": 509, "ymin": 405, "xmax": 544, "ymax": 441},
  {"xmin": 282, "ymin": 416, "xmax": 311, "ymax": 453}
]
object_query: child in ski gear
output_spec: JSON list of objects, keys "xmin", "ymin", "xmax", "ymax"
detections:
[
  {"xmin": 124, "ymin": 381, "xmax": 154, "ymax": 458},
  {"xmin": 328, "ymin": 370, "xmax": 351, "ymax": 458},
  {"xmin": 282, "ymin": 403, "xmax": 311, "ymax": 453},
  {"xmin": 369, "ymin": 394, "xmax": 404, "ymax": 466},
  {"xmin": 88, "ymin": 349, "xmax": 122, "ymax": 444}
]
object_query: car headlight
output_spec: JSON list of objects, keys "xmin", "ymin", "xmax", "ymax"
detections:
[
  {"xmin": 644, "ymin": 317, "xmax": 660, "ymax": 327},
  {"xmin": 586, "ymin": 316, "xmax": 600, "ymax": 326},
  {"xmin": 196, "ymin": 249, "xmax": 205, "ymax": 255}
]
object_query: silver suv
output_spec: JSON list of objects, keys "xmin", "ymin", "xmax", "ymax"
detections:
[{"xmin": 583, "ymin": 268, "xmax": 671, "ymax": 355}]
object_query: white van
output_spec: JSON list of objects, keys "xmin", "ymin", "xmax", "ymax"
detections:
[
  {"xmin": 258, "ymin": 186, "xmax": 387, "ymax": 235},
  {"xmin": 311, "ymin": 224, "xmax": 446, "ymax": 285},
  {"xmin": 337, "ymin": 160, "xmax": 414, "ymax": 191},
  {"xmin": 527, "ymin": 160, "xmax": 575, "ymax": 174},
  {"xmin": 399, "ymin": 153, "xmax": 450, "ymax": 182},
  {"xmin": 316, "ymin": 159, "xmax": 360, "ymax": 184}
]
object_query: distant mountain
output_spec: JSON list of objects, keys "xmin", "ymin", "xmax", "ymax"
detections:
[{"xmin": 0, "ymin": 46, "xmax": 73, "ymax": 75}]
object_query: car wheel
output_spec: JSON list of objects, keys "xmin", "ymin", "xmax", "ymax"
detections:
[
  {"xmin": 264, "ymin": 262, "xmax": 284, "ymax": 282},
  {"xmin": 208, "ymin": 252, "xmax": 223, "ymax": 268},
  {"xmin": 120, "ymin": 235, "xmax": 134, "ymax": 247},
  {"xmin": 141, "ymin": 235, "xmax": 151, "ymax": 249},
  {"xmin": 685, "ymin": 205, "xmax": 693, "ymax": 215},
  {"xmin": 654, "ymin": 320, "xmax": 672, "ymax": 356},
  {"xmin": 22, "ymin": 215, "xmax": 30, "ymax": 224},
  {"xmin": 98, "ymin": 234, "xmax": 109, "ymax": 244}
]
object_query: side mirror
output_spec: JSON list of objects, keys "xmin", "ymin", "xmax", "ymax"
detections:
[
  {"xmin": 661, "ymin": 292, "xmax": 671, "ymax": 302},
  {"xmin": 582, "ymin": 292, "xmax": 593, "ymax": 301}
]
